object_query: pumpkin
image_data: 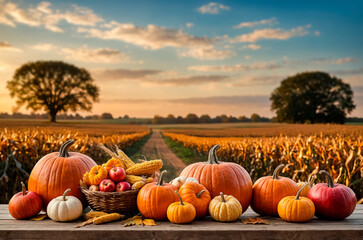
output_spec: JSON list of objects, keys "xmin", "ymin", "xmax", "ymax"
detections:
[
  {"xmin": 179, "ymin": 182, "xmax": 211, "ymax": 218},
  {"xmin": 28, "ymin": 139, "xmax": 97, "ymax": 208},
  {"xmin": 8, "ymin": 182, "xmax": 42, "ymax": 220},
  {"xmin": 89, "ymin": 165, "xmax": 108, "ymax": 185},
  {"xmin": 297, "ymin": 174, "xmax": 316, "ymax": 197},
  {"xmin": 278, "ymin": 183, "xmax": 315, "ymax": 222},
  {"xmin": 308, "ymin": 170, "xmax": 357, "ymax": 220},
  {"xmin": 47, "ymin": 188, "xmax": 83, "ymax": 222},
  {"xmin": 209, "ymin": 192, "xmax": 242, "ymax": 222},
  {"xmin": 251, "ymin": 164, "xmax": 299, "ymax": 216},
  {"xmin": 180, "ymin": 145, "xmax": 252, "ymax": 212},
  {"xmin": 167, "ymin": 191, "xmax": 196, "ymax": 224},
  {"xmin": 137, "ymin": 170, "xmax": 179, "ymax": 220},
  {"xmin": 171, "ymin": 176, "xmax": 199, "ymax": 189},
  {"xmin": 104, "ymin": 158, "xmax": 124, "ymax": 172}
]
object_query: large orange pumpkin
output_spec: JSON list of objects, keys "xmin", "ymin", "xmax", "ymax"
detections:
[
  {"xmin": 28, "ymin": 139, "xmax": 96, "ymax": 209},
  {"xmin": 251, "ymin": 164, "xmax": 299, "ymax": 216},
  {"xmin": 137, "ymin": 170, "xmax": 178, "ymax": 220},
  {"xmin": 180, "ymin": 145, "xmax": 252, "ymax": 213},
  {"xmin": 179, "ymin": 182, "xmax": 211, "ymax": 218}
]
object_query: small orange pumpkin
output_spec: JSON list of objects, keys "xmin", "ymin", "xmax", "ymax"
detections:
[
  {"xmin": 179, "ymin": 182, "xmax": 211, "ymax": 218},
  {"xmin": 89, "ymin": 165, "xmax": 108, "ymax": 185},
  {"xmin": 278, "ymin": 183, "xmax": 315, "ymax": 222},
  {"xmin": 137, "ymin": 170, "xmax": 178, "ymax": 220},
  {"xmin": 167, "ymin": 191, "xmax": 196, "ymax": 224},
  {"xmin": 297, "ymin": 174, "xmax": 316, "ymax": 197},
  {"xmin": 251, "ymin": 164, "xmax": 299, "ymax": 216},
  {"xmin": 104, "ymin": 158, "xmax": 124, "ymax": 172}
]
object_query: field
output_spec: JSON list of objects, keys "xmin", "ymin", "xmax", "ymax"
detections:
[
  {"xmin": 162, "ymin": 123, "xmax": 363, "ymax": 201},
  {"xmin": 0, "ymin": 120, "xmax": 150, "ymax": 203}
]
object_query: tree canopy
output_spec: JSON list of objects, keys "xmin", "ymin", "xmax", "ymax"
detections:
[
  {"xmin": 7, "ymin": 61, "xmax": 99, "ymax": 122},
  {"xmin": 270, "ymin": 71, "xmax": 355, "ymax": 124}
]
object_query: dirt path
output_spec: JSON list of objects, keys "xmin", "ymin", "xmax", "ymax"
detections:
[{"xmin": 140, "ymin": 129, "xmax": 186, "ymax": 175}]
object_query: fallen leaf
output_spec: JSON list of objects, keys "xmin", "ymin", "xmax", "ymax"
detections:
[
  {"xmin": 31, "ymin": 214, "xmax": 47, "ymax": 221},
  {"xmin": 75, "ymin": 219, "xmax": 93, "ymax": 228},
  {"xmin": 124, "ymin": 216, "xmax": 143, "ymax": 227},
  {"xmin": 143, "ymin": 219, "xmax": 157, "ymax": 226},
  {"xmin": 241, "ymin": 217, "xmax": 271, "ymax": 225}
]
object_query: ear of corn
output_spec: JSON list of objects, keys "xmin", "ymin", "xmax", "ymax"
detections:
[
  {"xmin": 132, "ymin": 180, "xmax": 146, "ymax": 190},
  {"xmin": 93, "ymin": 213, "xmax": 123, "ymax": 224},
  {"xmin": 84, "ymin": 211, "xmax": 107, "ymax": 220},
  {"xmin": 116, "ymin": 146, "xmax": 135, "ymax": 169},
  {"xmin": 125, "ymin": 175, "xmax": 154, "ymax": 185},
  {"xmin": 125, "ymin": 160, "xmax": 163, "ymax": 176}
]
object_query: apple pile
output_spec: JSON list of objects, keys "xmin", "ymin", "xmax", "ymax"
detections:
[{"xmin": 100, "ymin": 167, "xmax": 130, "ymax": 192}]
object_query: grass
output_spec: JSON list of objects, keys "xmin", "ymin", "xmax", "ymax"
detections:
[
  {"xmin": 162, "ymin": 134, "xmax": 207, "ymax": 165},
  {"xmin": 124, "ymin": 130, "xmax": 152, "ymax": 160}
]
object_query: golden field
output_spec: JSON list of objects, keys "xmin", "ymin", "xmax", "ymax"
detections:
[
  {"xmin": 163, "ymin": 124, "xmax": 363, "ymax": 201},
  {"xmin": 0, "ymin": 120, "xmax": 150, "ymax": 203}
]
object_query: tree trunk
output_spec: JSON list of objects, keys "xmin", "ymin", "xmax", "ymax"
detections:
[{"xmin": 49, "ymin": 111, "xmax": 57, "ymax": 123}]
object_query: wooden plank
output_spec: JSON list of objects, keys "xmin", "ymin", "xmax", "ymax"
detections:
[{"xmin": 0, "ymin": 204, "xmax": 362, "ymax": 240}]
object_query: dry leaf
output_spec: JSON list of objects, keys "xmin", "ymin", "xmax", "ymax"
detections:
[
  {"xmin": 75, "ymin": 219, "xmax": 93, "ymax": 228},
  {"xmin": 143, "ymin": 219, "xmax": 157, "ymax": 226},
  {"xmin": 124, "ymin": 216, "xmax": 143, "ymax": 227},
  {"xmin": 241, "ymin": 217, "xmax": 271, "ymax": 225},
  {"xmin": 31, "ymin": 214, "xmax": 47, "ymax": 221}
]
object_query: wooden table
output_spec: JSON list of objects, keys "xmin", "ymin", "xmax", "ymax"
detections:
[{"xmin": 0, "ymin": 204, "xmax": 362, "ymax": 240}]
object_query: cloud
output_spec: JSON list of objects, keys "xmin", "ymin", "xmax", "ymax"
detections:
[
  {"xmin": 240, "ymin": 44, "xmax": 261, "ymax": 50},
  {"xmin": 330, "ymin": 68, "xmax": 363, "ymax": 76},
  {"xmin": 314, "ymin": 31, "xmax": 321, "ymax": 36},
  {"xmin": 230, "ymin": 75, "xmax": 284, "ymax": 87},
  {"xmin": 332, "ymin": 57, "xmax": 356, "ymax": 64},
  {"xmin": 188, "ymin": 62, "xmax": 280, "ymax": 72},
  {"xmin": 77, "ymin": 23, "xmax": 214, "ymax": 50},
  {"xmin": 91, "ymin": 68, "xmax": 162, "ymax": 81},
  {"xmin": 0, "ymin": 40, "xmax": 21, "ymax": 52},
  {"xmin": 186, "ymin": 22, "xmax": 194, "ymax": 28},
  {"xmin": 234, "ymin": 17, "xmax": 278, "ymax": 29},
  {"xmin": 154, "ymin": 75, "xmax": 229, "ymax": 86},
  {"xmin": 30, "ymin": 43, "xmax": 58, "ymax": 51},
  {"xmin": 61, "ymin": 45, "xmax": 131, "ymax": 63},
  {"xmin": 231, "ymin": 25, "xmax": 311, "ymax": 43},
  {"xmin": 179, "ymin": 46, "xmax": 235, "ymax": 60},
  {"xmin": 197, "ymin": 2, "xmax": 230, "ymax": 14},
  {"xmin": 0, "ymin": 1, "xmax": 103, "ymax": 33}
]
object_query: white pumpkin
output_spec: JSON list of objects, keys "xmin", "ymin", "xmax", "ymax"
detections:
[
  {"xmin": 47, "ymin": 188, "xmax": 83, "ymax": 222},
  {"xmin": 171, "ymin": 176, "xmax": 199, "ymax": 189}
]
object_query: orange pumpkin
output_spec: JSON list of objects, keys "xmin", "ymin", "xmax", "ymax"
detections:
[
  {"xmin": 137, "ymin": 170, "xmax": 178, "ymax": 220},
  {"xmin": 28, "ymin": 139, "xmax": 96, "ymax": 209},
  {"xmin": 179, "ymin": 182, "xmax": 211, "ymax": 218},
  {"xmin": 297, "ymin": 174, "xmax": 316, "ymax": 197},
  {"xmin": 251, "ymin": 164, "xmax": 299, "ymax": 216},
  {"xmin": 104, "ymin": 158, "xmax": 124, "ymax": 172},
  {"xmin": 167, "ymin": 191, "xmax": 196, "ymax": 224},
  {"xmin": 180, "ymin": 145, "xmax": 252, "ymax": 212},
  {"xmin": 89, "ymin": 165, "xmax": 108, "ymax": 185}
]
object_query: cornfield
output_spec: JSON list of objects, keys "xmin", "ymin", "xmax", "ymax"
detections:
[
  {"xmin": 163, "ymin": 131, "xmax": 363, "ymax": 200},
  {"xmin": 0, "ymin": 125, "xmax": 150, "ymax": 203}
]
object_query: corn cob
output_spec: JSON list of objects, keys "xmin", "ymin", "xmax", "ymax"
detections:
[
  {"xmin": 116, "ymin": 146, "xmax": 135, "ymax": 169},
  {"xmin": 125, "ymin": 175, "xmax": 154, "ymax": 185},
  {"xmin": 93, "ymin": 213, "xmax": 123, "ymax": 225},
  {"xmin": 126, "ymin": 160, "xmax": 163, "ymax": 176},
  {"xmin": 132, "ymin": 180, "xmax": 145, "ymax": 190},
  {"xmin": 84, "ymin": 211, "xmax": 107, "ymax": 220}
]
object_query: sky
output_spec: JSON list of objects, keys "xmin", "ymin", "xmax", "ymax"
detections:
[{"xmin": 0, "ymin": 0, "xmax": 363, "ymax": 118}]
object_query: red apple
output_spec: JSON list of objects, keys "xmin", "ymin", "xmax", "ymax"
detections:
[
  {"xmin": 99, "ymin": 179, "xmax": 115, "ymax": 192},
  {"xmin": 109, "ymin": 167, "xmax": 126, "ymax": 182},
  {"xmin": 116, "ymin": 181, "xmax": 131, "ymax": 192}
]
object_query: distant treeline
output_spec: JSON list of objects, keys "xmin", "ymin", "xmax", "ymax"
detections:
[
  {"xmin": 152, "ymin": 113, "xmax": 270, "ymax": 124},
  {"xmin": 0, "ymin": 112, "xmax": 127, "ymax": 120}
]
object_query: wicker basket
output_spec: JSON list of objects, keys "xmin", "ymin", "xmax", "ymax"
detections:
[{"xmin": 81, "ymin": 184, "xmax": 139, "ymax": 214}]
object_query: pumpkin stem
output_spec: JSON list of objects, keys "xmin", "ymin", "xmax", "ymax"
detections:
[
  {"xmin": 308, "ymin": 174, "xmax": 316, "ymax": 187},
  {"xmin": 295, "ymin": 183, "xmax": 309, "ymax": 200},
  {"xmin": 220, "ymin": 192, "xmax": 226, "ymax": 202},
  {"xmin": 272, "ymin": 164, "xmax": 285, "ymax": 179},
  {"xmin": 319, "ymin": 170, "xmax": 335, "ymax": 188},
  {"xmin": 157, "ymin": 170, "xmax": 167, "ymax": 186},
  {"xmin": 59, "ymin": 139, "xmax": 75, "ymax": 157},
  {"xmin": 175, "ymin": 191, "xmax": 184, "ymax": 205},
  {"xmin": 196, "ymin": 190, "xmax": 205, "ymax": 198},
  {"xmin": 20, "ymin": 181, "xmax": 27, "ymax": 196},
  {"xmin": 62, "ymin": 188, "xmax": 71, "ymax": 201},
  {"xmin": 207, "ymin": 145, "xmax": 220, "ymax": 164}
]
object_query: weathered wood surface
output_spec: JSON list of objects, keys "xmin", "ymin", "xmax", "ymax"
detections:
[{"xmin": 0, "ymin": 204, "xmax": 362, "ymax": 240}]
